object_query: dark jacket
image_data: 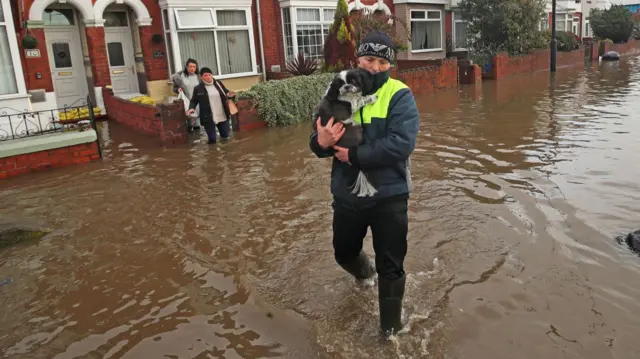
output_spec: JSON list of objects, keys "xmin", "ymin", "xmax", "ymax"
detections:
[
  {"xmin": 188, "ymin": 79, "xmax": 232, "ymax": 125},
  {"xmin": 309, "ymin": 71, "xmax": 420, "ymax": 208}
]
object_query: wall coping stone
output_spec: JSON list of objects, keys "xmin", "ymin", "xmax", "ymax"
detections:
[{"xmin": 0, "ymin": 130, "xmax": 98, "ymax": 159}]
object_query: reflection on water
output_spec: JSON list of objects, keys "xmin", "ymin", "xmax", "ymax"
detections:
[{"xmin": 3, "ymin": 57, "xmax": 640, "ymax": 358}]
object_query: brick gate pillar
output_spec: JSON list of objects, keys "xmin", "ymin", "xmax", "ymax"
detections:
[{"xmin": 84, "ymin": 25, "xmax": 110, "ymax": 87}]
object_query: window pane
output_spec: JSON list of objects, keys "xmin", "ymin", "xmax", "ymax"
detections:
[
  {"xmin": 297, "ymin": 8, "xmax": 320, "ymax": 22},
  {"xmin": 107, "ymin": 42, "xmax": 125, "ymax": 66},
  {"xmin": 162, "ymin": 9, "xmax": 169, "ymax": 30},
  {"xmin": 217, "ymin": 10, "xmax": 247, "ymax": 26},
  {"xmin": 282, "ymin": 8, "xmax": 294, "ymax": 62},
  {"xmin": 104, "ymin": 12, "xmax": 128, "ymax": 27},
  {"xmin": 411, "ymin": 11, "xmax": 425, "ymax": 20},
  {"xmin": 165, "ymin": 33, "xmax": 175, "ymax": 75},
  {"xmin": 52, "ymin": 42, "xmax": 72, "ymax": 68},
  {"xmin": 43, "ymin": 9, "xmax": 74, "ymax": 26},
  {"xmin": 218, "ymin": 30, "xmax": 252, "ymax": 75},
  {"xmin": 176, "ymin": 10, "xmax": 214, "ymax": 28},
  {"xmin": 296, "ymin": 24, "xmax": 324, "ymax": 59},
  {"xmin": 0, "ymin": 3, "xmax": 4, "ymax": 22},
  {"xmin": 411, "ymin": 21, "xmax": 441, "ymax": 50},
  {"xmin": 455, "ymin": 22, "xmax": 467, "ymax": 49},
  {"xmin": 427, "ymin": 11, "xmax": 440, "ymax": 20},
  {"xmin": 323, "ymin": 9, "xmax": 335, "ymax": 21},
  {"xmin": 0, "ymin": 27, "xmax": 18, "ymax": 95},
  {"xmin": 178, "ymin": 31, "xmax": 218, "ymax": 75}
]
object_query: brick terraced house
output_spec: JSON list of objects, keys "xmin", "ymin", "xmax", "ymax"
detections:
[{"xmin": 0, "ymin": 0, "xmax": 474, "ymax": 118}]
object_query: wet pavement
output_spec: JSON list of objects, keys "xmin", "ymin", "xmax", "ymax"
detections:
[{"xmin": 2, "ymin": 57, "xmax": 640, "ymax": 359}]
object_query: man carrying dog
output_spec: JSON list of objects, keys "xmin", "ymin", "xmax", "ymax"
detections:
[{"xmin": 309, "ymin": 30, "xmax": 420, "ymax": 338}]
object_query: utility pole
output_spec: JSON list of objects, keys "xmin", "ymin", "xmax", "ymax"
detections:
[{"xmin": 550, "ymin": 0, "xmax": 557, "ymax": 72}]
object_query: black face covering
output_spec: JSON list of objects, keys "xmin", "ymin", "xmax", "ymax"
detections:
[{"xmin": 366, "ymin": 70, "xmax": 390, "ymax": 95}]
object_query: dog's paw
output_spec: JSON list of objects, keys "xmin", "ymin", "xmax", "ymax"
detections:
[{"xmin": 368, "ymin": 95, "xmax": 378, "ymax": 103}]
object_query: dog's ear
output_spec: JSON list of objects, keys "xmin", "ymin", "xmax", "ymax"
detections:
[{"xmin": 356, "ymin": 68, "xmax": 374, "ymax": 93}]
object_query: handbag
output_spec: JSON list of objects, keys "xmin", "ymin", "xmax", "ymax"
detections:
[{"xmin": 214, "ymin": 80, "xmax": 238, "ymax": 116}]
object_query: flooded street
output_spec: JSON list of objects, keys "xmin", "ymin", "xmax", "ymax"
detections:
[{"xmin": 3, "ymin": 57, "xmax": 640, "ymax": 359}]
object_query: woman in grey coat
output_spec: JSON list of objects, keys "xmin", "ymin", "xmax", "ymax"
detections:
[{"xmin": 171, "ymin": 58, "xmax": 201, "ymax": 130}]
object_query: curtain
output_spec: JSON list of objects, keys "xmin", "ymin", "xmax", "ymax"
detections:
[
  {"xmin": 178, "ymin": 31, "xmax": 219, "ymax": 74},
  {"xmin": 296, "ymin": 8, "xmax": 320, "ymax": 22},
  {"xmin": 0, "ymin": 27, "xmax": 18, "ymax": 95},
  {"xmin": 217, "ymin": 30, "xmax": 252, "ymax": 75},
  {"xmin": 216, "ymin": 10, "xmax": 246, "ymax": 26},
  {"xmin": 411, "ymin": 21, "xmax": 441, "ymax": 51}
]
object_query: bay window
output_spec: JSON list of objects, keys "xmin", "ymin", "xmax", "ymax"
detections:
[
  {"xmin": 161, "ymin": 7, "xmax": 256, "ymax": 79},
  {"xmin": 281, "ymin": 6, "xmax": 335, "ymax": 62},
  {"xmin": 452, "ymin": 11, "xmax": 467, "ymax": 50},
  {"xmin": 410, "ymin": 9, "xmax": 443, "ymax": 52},
  {"xmin": 555, "ymin": 13, "xmax": 572, "ymax": 33}
]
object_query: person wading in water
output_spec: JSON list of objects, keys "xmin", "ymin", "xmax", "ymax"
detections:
[
  {"xmin": 172, "ymin": 58, "xmax": 201, "ymax": 131},
  {"xmin": 309, "ymin": 30, "xmax": 420, "ymax": 338},
  {"xmin": 187, "ymin": 67, "xmax": 236, "ymax": 144}
]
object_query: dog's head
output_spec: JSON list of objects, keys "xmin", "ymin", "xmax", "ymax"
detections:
[{"xmin": 331, "ymin": 68, "xmax": 375, "ymax": 97}]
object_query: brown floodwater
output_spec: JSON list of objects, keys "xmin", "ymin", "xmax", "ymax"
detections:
[{"xmin": 3, "ymin": 57, "xmax": 640, "ymax": 359}]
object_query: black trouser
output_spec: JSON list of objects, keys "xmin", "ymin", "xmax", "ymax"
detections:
[
  {"xmin": 332, "ymin": 197, "xmax": 408, "ymax": 280},
  {"xmin": 203, "ymin": 120, "xmax": 230, "ymax": 143}
]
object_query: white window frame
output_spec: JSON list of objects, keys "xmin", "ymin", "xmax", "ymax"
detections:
[
  {"xmin": 452, "ymin": 10, "xmax": 467, "ymax": 51},
  {"xmin": 162, "ymin": 6, "xmax": 258, "ymax": 80},
  {"xmin": 173, "ymin": 8, "xmax": 216, "ymax": 30},
  {"xmin": 554, "ymin": 13, "xmax": 572, "ymax": 33},
  {"xmin": 0, "ymin": 0, "xmax": 27, "ymax": 98},
  {"xmin": 584, "ymin": 19, "xmax": 591, "ymax": 38},
  {"xmin": 410, "ymin": 9, "xmax": 443, "ymax": 53},
  {"xmin": 281, "ymin": 6, "xmax": 335, "ymax": 63}
]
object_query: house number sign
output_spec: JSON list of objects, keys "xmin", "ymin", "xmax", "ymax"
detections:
[{"xmin": 25, "ymin": 49, "xmax": 41, "ymax": 58}]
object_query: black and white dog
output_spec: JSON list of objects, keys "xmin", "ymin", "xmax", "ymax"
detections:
[{"xmin": 313, "ymin": 68, "xmax": 378, "ymax": 197}]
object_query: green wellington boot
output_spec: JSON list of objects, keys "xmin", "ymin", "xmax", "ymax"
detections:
[{"xmin": 378, "ymin": 274, "xmax": 406, "ymax": 338}]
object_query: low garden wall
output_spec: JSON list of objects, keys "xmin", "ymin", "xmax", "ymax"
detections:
[
  {"xmin": 0, "ymin": 130, "xmax": 101, "ymax": 180},
  {"xmin": 102, "ymin": 87, "xmax": 189, "ymax": 146},
  {"xmin": 237, "ymin": 61, "xmax": 459, "ymax": 131},
  {"xmin": 485, "ymin": 39, "xmax": 640, "ymax": 81},
  {"xmin": 391, "ymin": 58, "xmax": 459, "ymax": 95}
]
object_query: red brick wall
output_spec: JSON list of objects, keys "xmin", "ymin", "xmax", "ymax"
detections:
[
  {"xmin": 488, "ymin": 48, "xmax": 585, "ymax": 80},
  {"xmin": 17, "ymin": 28, "xmax": 55, "ymax": 92},
  {"xmin": 259, "ymin": 0, "xmax": 285, "ymax": 72},
  {"xmin": 392, "ymin": 58, "xmax": 458, "ymax": 95},
  {"xmin": 0, "ymin": 142, "xmax": 100, "ymax": 180},
  {"xmin": 139, "ymin": 0, "xmax": 169, "ymax": 80},
  {"xmin": 603, "ymin": 39, "xmax": 640, "ymax": 57},
  {"xmin": 102, "ymin": 87, "xmax": 188, "ymax": 145},
  {"xmin": 236, "ymin": 99, "xmax": 267, "ymax": 131},
  {"xmin": 85, "ymin": 27, "xmax": 111, "ymax": 87},
  {"xmin": 138, "ymin": 27, "xmax": 169, "ymax": 81}
]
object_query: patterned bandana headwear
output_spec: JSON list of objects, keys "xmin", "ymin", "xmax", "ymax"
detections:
[{"xmin": 356, "ymin": 30, "xmax": 395, "ymax": 63}]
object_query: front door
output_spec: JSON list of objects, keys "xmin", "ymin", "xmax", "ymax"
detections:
[
  {"xmin": 44, "ymin": 27, "xmax": 90, "ymax": 108},
  {"xmin": 104, "ymin": 14, "xmax": 138, "ymax": 95}
]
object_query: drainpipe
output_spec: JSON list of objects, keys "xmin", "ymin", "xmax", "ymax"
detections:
[{"xmin": 256, "ymin": 0, "xmax": 267, "ymax": 82}]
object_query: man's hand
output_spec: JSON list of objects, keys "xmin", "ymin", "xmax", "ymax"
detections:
[
  {"xmin": 316, "ymin": 117, "xmax": 345, "ymax": 149},
  {"xmin": 332, "ymin": 145, "xmax": 350, "ymax": 164},
  {"xmin": 186, "ymin": 109, "xmax": 195, "ymax": 116}
]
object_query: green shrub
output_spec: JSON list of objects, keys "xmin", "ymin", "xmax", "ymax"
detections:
[
  {"xmin": 556, "ymin": 31, "xmax": 579, "ymax": 51},
  {"xmin": 238, "ymin": 72, "xmax": 334, "ymax": 127},
  {"xmin": 589, "ymin": 5, "xmax": 634, "ymax": 43}
]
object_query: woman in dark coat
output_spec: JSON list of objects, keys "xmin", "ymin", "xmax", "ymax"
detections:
[{"xmin": 186, "ymin": 67, "xmax": 236, "ymax": 144}]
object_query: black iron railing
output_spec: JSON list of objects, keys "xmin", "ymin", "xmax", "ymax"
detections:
[{"xmin": 0, "ymin": 96, "xmax": 98, "ymax": 143}]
